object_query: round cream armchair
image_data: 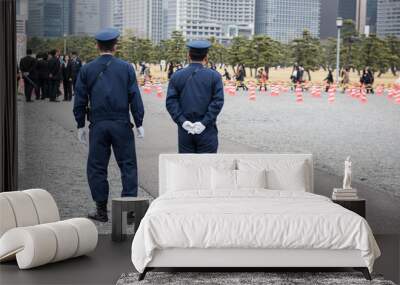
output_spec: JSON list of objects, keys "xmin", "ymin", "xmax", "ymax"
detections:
[{"xmin": 0, "ymin": 189, "xmax": 98, "ymax": 269}]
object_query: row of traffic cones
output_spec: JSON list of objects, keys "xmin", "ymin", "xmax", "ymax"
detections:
[
  {"xmin": 142, "ymin": 81, "xmax": 164, "ymax": 98},
  {"xmin": 141, "ymin": 80, "xmax": 400, "ymax": 105}
]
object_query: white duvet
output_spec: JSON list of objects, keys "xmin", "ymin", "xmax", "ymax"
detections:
[{"xmin": 131, "ymin": 190, "xmax": 380, "ymax": 273}]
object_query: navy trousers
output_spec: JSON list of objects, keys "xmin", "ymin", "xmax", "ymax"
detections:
[
  {"xmin": 87, "ymin": 120, "xmax": 138, "ymax": 202},
  {"xmin": 48, "ymin": 80, "xmax": 58, "ymax": 101},
  {"xmin": 178, "ymin": 125, "xmax": 218, "ymax": 153},
  {"xmin": 23, "ymin": 78, "xmax": 34, "ymax": 101}
]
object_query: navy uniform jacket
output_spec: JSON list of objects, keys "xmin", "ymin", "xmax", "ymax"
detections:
[
  {"xmin": 73, "ymin": 54, "xmax": 144, "ymax": 129},
  {"xmin": 166, "ymin": 63, "xmax": 224, "ymax": 127}
]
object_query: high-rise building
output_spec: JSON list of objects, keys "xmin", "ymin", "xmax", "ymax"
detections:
[
  {"xmin": 122, "ymin": 0, "xmax": 163, "ymax": 43},
  {"xmin": 100, "ymin": 0, "xmax": 112, "ymax": 29},
  {"xmin": 255, "ymin": 0, "xmax": 320, "ymax": 43},
  {"xmin": 70, "ymin": 0, "xmax": 101, "ymax": 36},
  {"xmin": 27, "ymin": 0, "xmax": 70, "ymax": 37},
  {"xmin": 338, "ymin": 0, "xmax": 357, "ymax": 21},
  {"xmin": 337, "ymin": 0, "xmax": 367, "ymax": 34},
  {"xmin": 319, "ymin": 0, "xmax": 339, "ymax": 39},
  {"xmin": 356, "ymin": 0, "xmax": 367, "ymax": 34},
  {"xmin": 366, "ymin": 0, "xmax": 377, "ymax": 34},
  {"xmin": 166, "ymin": 0, "xmax": 255, "ymax": 44},
  {"xmin": 112, "ymin": 0, "xmax": 123, "ymax": 32},
  {"xmin": 377, "ymin": 0, "xmax": 400, "ymax": 37},
  {"xmin": 16, "ymin": 0, "xmax": 28, "ymax": 60}
]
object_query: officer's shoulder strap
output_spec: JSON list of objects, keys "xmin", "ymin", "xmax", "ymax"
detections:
[
  {"xmin": 87, "ymin": 58, "xmax": 114, "ymax": 96},
  {"xmin": 180, "ymin": 66, "xmax": 202, "ymax": 93}
]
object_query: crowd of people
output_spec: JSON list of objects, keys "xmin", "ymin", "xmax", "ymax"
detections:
[
  {"xmin": 18, "ymin": 49, "xmax": 82, "ymax": 102},
  {"xmin": 17, "ymin": 47, "xmax": 387, "ymax": 103}
]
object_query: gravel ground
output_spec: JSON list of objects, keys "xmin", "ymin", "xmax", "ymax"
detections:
[
  {"xmin": 17, "ymin": 96, "xmax": 153, "ymax": 234},
  {"xmin": 16, "ymin": 84, "xmax": 400, "ymax": 234},
  {"xmin": 141, "ymin": 86, "xmax": 400, "ymax": 197}
]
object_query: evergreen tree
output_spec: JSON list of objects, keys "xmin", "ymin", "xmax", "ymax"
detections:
[
  {"xmin": 385, "ymin": 35, "xmax": 400, "ymax": 76},
  {"xmin": 208, "ymin": 36, "xmax": 227, "ymax": 66},
  {"xmin": 227, "ymin": 36, "xmax": 248, "ymax": 73},
  {"xmin": 290, "ymin": 30, "xmax": 322, "ymax": 81},
  {"xmin": 164, "ymin": 31, "xmax": 186, "ymax": 65},
  {"xmin": 356, "ymin": 34, "xmax": 390, "ymax": 75}
]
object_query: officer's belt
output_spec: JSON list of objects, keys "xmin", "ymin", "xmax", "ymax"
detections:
[{"xmin": 89, "ymin": 112, "xmax": 130, "ymax": 123}]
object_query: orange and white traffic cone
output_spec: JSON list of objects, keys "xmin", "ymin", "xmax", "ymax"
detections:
[
  {"xmin": 248, "ymin": 84, "xmax": 256, "ymax": 101},
  {"xmin": 387, "ymin": 88, "xmax": 395, "ymax": 99},
  {"xmin": 394, "ymin": 89, "xmax": 400, "ymax": 104},
  {"xmin": 328, "ymin": 94, "xmax": 335, "ymax": 103},
  {"xmin": 296, "ymin": 94, "xmax": 303, "ymax": 103},
  {"xmin": 359, "ymin": 88, "xmax": 367, "ymax": 103},
  {"xmin": 156, "ymin": 85, "xmax": 163, "ymax": 98},
  {"xmin": 270, "ymin": 85, "xmax": 278, "ymax": 96},
  {"xmin": 376, "ymin": 85, "xmax": 384, "ymax": 96},
  {"xmin": 295, "ymin": 84, "xmax": 303, "ymax": 103},
  {"xmin": 143, "ymin": 83, "xmax": 152, "ymax": 94}
]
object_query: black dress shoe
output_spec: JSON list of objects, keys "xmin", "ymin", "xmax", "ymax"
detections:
[
  {"xmin": 88, "ymin": 201, "xmax": 108, "ymax": 222},
  {"xmin": 88, "ymin": 211, "xmax": 108, "ymax": 222}
]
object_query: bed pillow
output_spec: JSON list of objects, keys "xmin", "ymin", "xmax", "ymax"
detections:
[
  {"xmin": 211, "ymin": 168, "xmax": 237, "ymax": 191},
  {"xmin": 167, "ymin": 162, "xmax": 211, "ymax": 192},
  {"xmin": 237, "ymin": 159, "xmax": 309, "ymax": 192},
  {"xmin": 236, "ymin": 169, "xmax": 268, "ymax": 189}
]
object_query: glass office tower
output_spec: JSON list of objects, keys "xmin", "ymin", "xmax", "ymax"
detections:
[
  {"xmin": 377, "ymin": 0, "xmax": 400, "ymax": 37},
  {"xmin": 165, "ymin": 0, "xmax": 255, "ymax": 44},
  {"xmin": 27, "ymin": 0, "xmax": 69, "ymax": 37},
  {"xmin": 255, "ymin": 0, "xmax": 320, "ymax": 43}
]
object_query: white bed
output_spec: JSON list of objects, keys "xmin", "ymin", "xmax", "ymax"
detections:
[{"xmin": 131, "ymin": 154, "xmax": 380, "ymax": 280}]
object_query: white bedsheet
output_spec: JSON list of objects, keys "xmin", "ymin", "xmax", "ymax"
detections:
[{"xmin": 131, "ymin": 190, "xmax": 380, "ymax": 273}]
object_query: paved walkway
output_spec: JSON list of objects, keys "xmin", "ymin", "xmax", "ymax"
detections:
[{"xmin": 17, "ymin": 92, "xmax": 400, "ymax": 234}]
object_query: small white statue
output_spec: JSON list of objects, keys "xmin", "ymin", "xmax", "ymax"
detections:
[{"xmin": 343, "ymin": 156, "xmax": 352, "ymax": 189}]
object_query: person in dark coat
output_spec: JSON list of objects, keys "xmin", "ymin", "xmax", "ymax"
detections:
[
  {"xmin": 167, "ymin": 63, "xmax": 174, "ymax": 80},
  {"xmin": 366, "ymin": 68, "xmax": 374, "ymax": 94},
  {"xmin": 166, "ymin": 40, "xmax": 224, "ymax": 153},
  {"xmin": 296, "ymin": 65, "xmax": 304, "ymax": 84},
  {"xmin": 19, "ymin": 49, "xmax": 37, "ymax": 102},
  {"xmin": 48, "ymin": 49, "xmax": 62, "ymax": 102},
  {"xmin": 223, "ymin": 68, "xmax": 231, "ymax": 80},
  {"xmin": 35, "ymin": 52, "xmax": 49, "ymax": 99},
  {"xmin": 62, "ymin": 54, "xmax": 73, "ymax": 101},
  {"xmin": 73, "ymin": 28, "xmax": 145, "ymax": 222},
  {"xmin": 71, "ymin": 51, "xmax": 82, "ymax": 95},
  {"xmin": 236, "ymin": 65, "xmax": 248, "ymax": 91},
  {"xmin": 360, "ymin": 68, "xmax": 374, "ymax": 93},
  {"xmin": 324, "ymin": 69, "xmax": 334, "ymax": 92}
]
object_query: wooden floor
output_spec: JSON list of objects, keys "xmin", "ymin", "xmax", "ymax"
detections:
[{"xmin": 0, "ymin": 235, "xmax": 398, "ymax": 285}]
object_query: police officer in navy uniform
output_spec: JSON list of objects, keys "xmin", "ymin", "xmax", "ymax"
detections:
[
  {"xmin": 73, "ymin": 28, "xmax": 145, "ymax": 222},
  {"xmin": 166, "ymin": 40, "xmax": 224, "ymax": 153}
]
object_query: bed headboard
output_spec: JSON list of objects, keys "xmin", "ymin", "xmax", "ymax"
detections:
[{"xmin": 158, "ymin": 153, "xmax": 314, "ymax": 196}]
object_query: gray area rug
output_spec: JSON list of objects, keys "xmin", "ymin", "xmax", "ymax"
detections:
[{"xmin": 117, "ymin": 272, "xmax": 395, "ymax": 285}]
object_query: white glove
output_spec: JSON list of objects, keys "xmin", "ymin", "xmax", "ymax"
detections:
[
  {"xmin": 77, "ymin": 128, "xmax": 88, "ymax": 146},
  {"xmin": 193, "ymin": 122, "xmax": 206, "ymax": 134},
  {"xmin": 137, "ymin": 126, "xmax": 145, "ymax": 138},
  {"xmin": 182, "ymin": 121, "xmax": 195, "ymax": 134}
]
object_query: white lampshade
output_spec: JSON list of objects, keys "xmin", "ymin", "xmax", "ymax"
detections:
[{"xmin": 336, "ymin": 17, "xmax": 343, "ymax": 28}]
